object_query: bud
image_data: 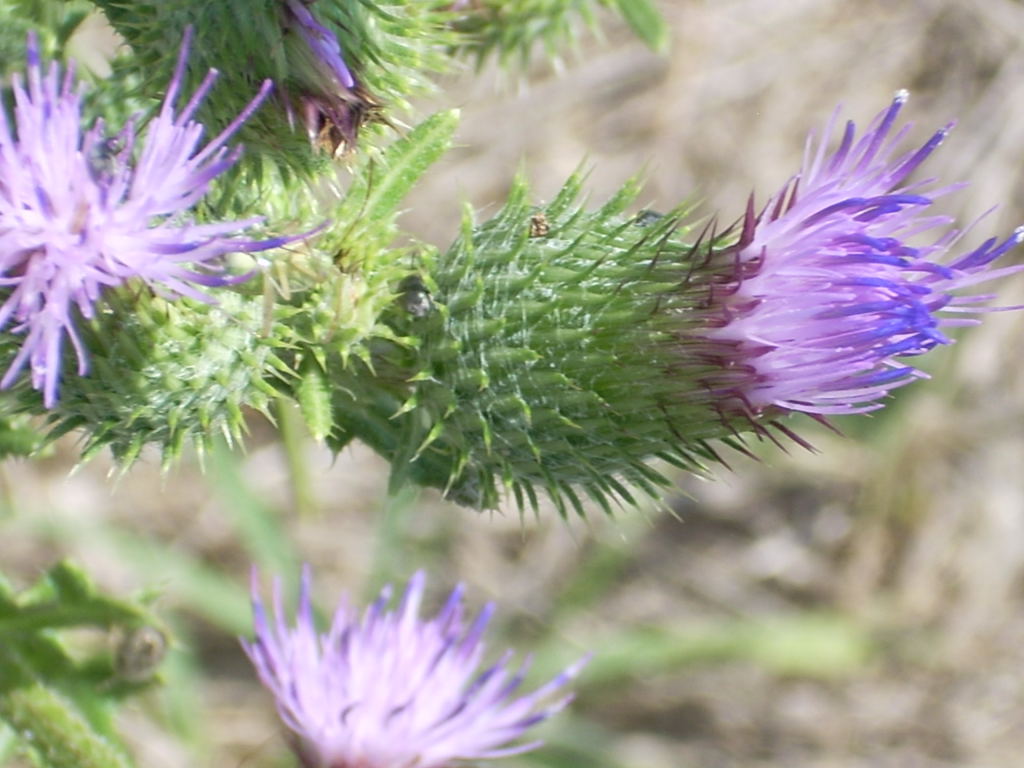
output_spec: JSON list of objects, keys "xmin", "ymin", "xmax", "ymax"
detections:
[
  {"xmin": 281, "ymin": 0, "xmax": 384, "ymax": 156},
  {"xmin": 93, "ymin": 0, "xmax": 444, "ymax": 174}
]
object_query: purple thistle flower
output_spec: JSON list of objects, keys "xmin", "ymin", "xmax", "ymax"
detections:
[
  {"xmin": 243, "ymin": 568, "xmax": 587, "ymax": 768},
  {"xmin": 694, "ymin": 90, "xmax": 1024, "ymax": 418},
  {"xmin": 0, "ymin": 30, "xmax": 293, "ymax": 407},
  {"xmin": 281, "ymin": 0, "xmax": 382, "ymax": 155}
]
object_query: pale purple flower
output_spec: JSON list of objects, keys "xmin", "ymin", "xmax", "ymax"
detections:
[
  {"xmin": 695, "ymin": 90, "xmax": 1024, "ymax": 418},
  {"xmin": 243, "ymin": 568, "xmax": 586, "ymax": 768},
  {"xmin": 0, "ymin": 30, "xmax": 291, "ymax": 407}
]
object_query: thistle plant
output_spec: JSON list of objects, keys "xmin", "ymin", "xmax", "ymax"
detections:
[
  {"xmin": 0, "ymin": 1, "xmax": 1020, "ymax": 511},
  {"xmin": 1, "ymin": 1, "xmax": 1024, "ymax": 765}
]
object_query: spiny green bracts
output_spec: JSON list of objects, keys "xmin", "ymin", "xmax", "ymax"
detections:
[
  {"xmin": 92, "ymin": 0, "xmax": 450, "ymax": 177},
  {"xmin": 447, "ymin": 0, "xmax": 668, "ymax": 67},
  {"xmin": 11, "ymin": 258, "xmax": 394, "ymax": 465},
  {"xmin": 328, "ymin": 173, "xmax": 760, "ymax": 514},
  {"xmin": 7, "ymin": 289, "xmax": 284, "ymax": 466}
]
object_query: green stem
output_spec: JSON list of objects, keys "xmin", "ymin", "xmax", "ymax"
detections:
[
  {"xmin": 0, "ymin": 645, "xmax": 132, "ymax": 768},
  {"xmin": 0, "ymin": 604, "xmax": 143, "ymax": 636},
  {"xmin": 276, "ymin": 396, "xmax": 317, "ymax": 517},
  {"xmin": 366, "ymin": 484, "xmax": 421, "ymax": 601}
]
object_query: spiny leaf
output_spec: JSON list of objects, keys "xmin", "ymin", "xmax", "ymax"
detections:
[
  {"xmin": 297, "ymin": 361, "xmax": 334, "ymax": 442},
  {"xmin": 448, "ymin": 0, "xmax": 667, "ymax": 67},
  {"xmin": 0, "ymin": 562, "xmax": 154, "ymax": 636},
  {"xmin": 330, "ymin": 109, "xmax": 460, "ymax": 258}
]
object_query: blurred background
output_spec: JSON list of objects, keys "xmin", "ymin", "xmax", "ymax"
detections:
[{"xmin": 7, "ymin": 1, "xmax": 1024, "ymax": 766}]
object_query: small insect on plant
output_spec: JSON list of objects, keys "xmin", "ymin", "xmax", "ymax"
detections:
[
  {"xmin": 398, "ymin": 273, "xmax": 433, "ymax": 318},
  {"xmin": 633, "ymin": 208, "xmax": 665, "ymax": 227},
  {"xmin": 529, "ymin": 211, "xmax": 550, "ymax": 237}
]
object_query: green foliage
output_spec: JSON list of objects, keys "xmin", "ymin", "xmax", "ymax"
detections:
[
  {"xmin": 576, "ymin": 613, "xmax": 872, "ymax": 685},
  {"xmin": 4, "ymin": 449, "xmax": 305, "ymax": 764},
  {"xmin": 274, "ymin": 109, "xmax": 460, "ymax": 441},
  {"xmin": 448, "ymin": 0, "xmax": 669, "ymax": 67},
  {"xmin": 0, "ymin": 661, "xmax": 132, "ymax": 768},
  {"xmin": 94, "ymin": 0, "xmax": 313, "ymax": 177},
  {"xmin": 318, "ymin": 0, "xmax": 454, "ymax": 109},
  {"xmin": 0, "ymin": 410, "xmax": 46, "ymax": 459},
  {"xmin": 0, "ymin": 562, "xmax": 166, "ymax": 768},
  {"xmin": 297, "ymin": 360, "xmax": 334, "ymax": 442},
  {"xmin": 1, "ymin": 1, "xmax": 678, "ymax": 517},
  {"xmin": 0, "ymin": 4, "xmax": 36, "ymax": 65},
  {"xmin": 0, "ymin": 562, "xmax": 154, "ymax": 635},
  {"xmin": 4, "ymin": 0, "xmax": 94, "ymax": 52},
  {"xmin": 17, "ymin": 261, "xmax": 382, "ymax": 465},
  {"xmin": 323, "ymin": 109, "xmax": 461, "ymax": 265}
]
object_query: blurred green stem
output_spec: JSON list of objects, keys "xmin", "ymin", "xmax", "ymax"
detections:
[
  {"xmin": 277, "ymin": 396, "xmax": 318, "ymax": 517},
  {"xmin": 0, "ymin": 644, "xmax": 132, "ymax": 768},
  {"xmin": 366, "ymin": 483, "xmax": 421, "ymax": 599}
]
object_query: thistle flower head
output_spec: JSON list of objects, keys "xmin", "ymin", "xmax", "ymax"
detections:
[
  {"xmin": 281, "ymin": 0, "xmax": 382, "ymax": 154},
  {"xmin": 0, "ymin": 29, "xmax": 291, "ymax": 406},
  {"xmin": 696, "ymin": 90, "xmax": 1024, "ymax": 417},
  {"xmin": 243, "ymin": 568, "xmax": 585, "ymax": 768}
]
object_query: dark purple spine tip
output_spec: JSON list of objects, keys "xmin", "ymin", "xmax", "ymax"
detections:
[{"xmin": 25, "ymin": 31, "xmax": 40, "ymax": 68}]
